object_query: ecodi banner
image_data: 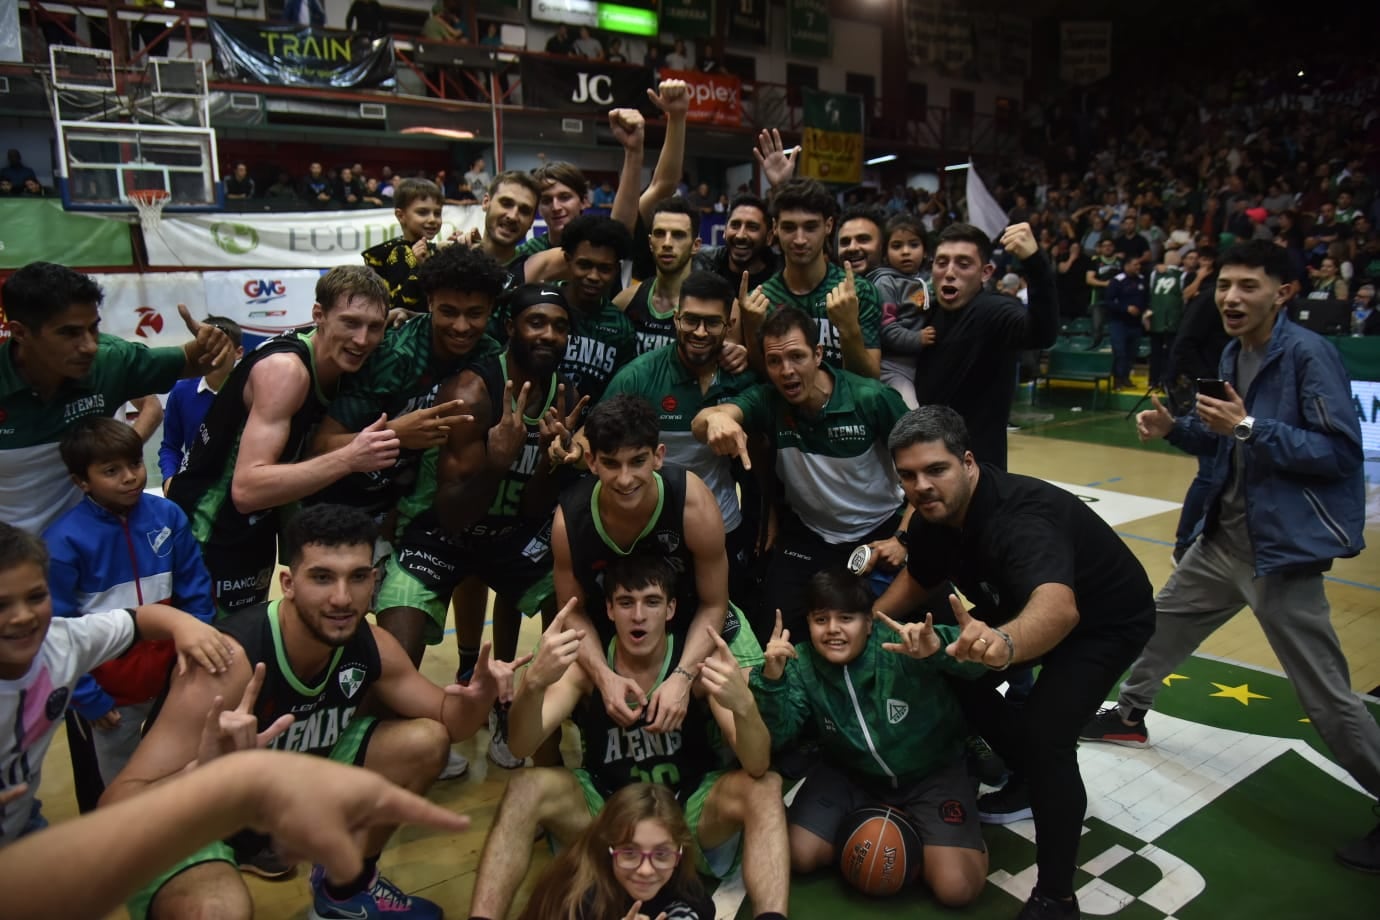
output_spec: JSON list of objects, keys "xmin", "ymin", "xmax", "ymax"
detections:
[
  {"xmin": 208, "ymin": 18, "xmax": 395, "ymax": 89},
  {"xmin": 139, "ymin": 205, "xmax": 486, "ymax": 269}
]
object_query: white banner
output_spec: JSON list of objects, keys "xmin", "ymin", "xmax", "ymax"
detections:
[
  {"xmin": 93, "ymin": 273, "xmax": 209, "ymax": 345},
  {"xmin": 0, "ymin": 0, "xmax": 20, "ymax": 64},
  {"xmin": 140, "ymin": 205, "xmax": 486, "ymax": 269},
  {"xmin": 90, "ymin": 270, "xmax": 323, "ymax": 349},
  {"xmin": 964, "ymin": 160, "xmax": 1009, "ymax": 242},
  {"xmin": 1060, "ymin": 21, "xmax": 1112, "ymax": 86},
  {"xmin": 202, "ymin": 270, "xmax": 324, "ymax": 339}
]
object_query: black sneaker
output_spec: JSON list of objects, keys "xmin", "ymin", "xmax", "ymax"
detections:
[
  {"xmin": 965, "ymin": 735, "xmax": 1008, "ymax": 787},
  {"xmin": 1335, "ymin": 816, "xmax": 1380, "ymax": 873},
  {"xmin": 1016, "ymin": 890, "xmax": 1080, "ymax": 919},
  {"xmin": 978, "ymin": 778, "xmax": 1032, "ymax": 824},
  {"xmin": 1079, "ymin": 706, "xmax": 1149, "ymax": 747},
  {"xmin": 237, "ymin": 845, "xmax": 297, "ymax": 880}
]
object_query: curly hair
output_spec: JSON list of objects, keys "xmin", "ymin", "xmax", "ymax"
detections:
[{"xmin": 417, "ymin": 243, "xmax": 508, "ymax": 300}]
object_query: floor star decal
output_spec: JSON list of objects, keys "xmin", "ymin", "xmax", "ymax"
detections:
[{"xmin": 1209, "ymin": 682, "xmax": 1269, "ymax": 706}]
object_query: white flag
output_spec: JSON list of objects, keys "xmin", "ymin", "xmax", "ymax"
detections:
[{"xmin": 964, "ymin": 160, "xmax": 1009, "ymax": 242}]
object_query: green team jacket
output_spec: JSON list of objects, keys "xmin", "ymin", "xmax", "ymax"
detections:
[{"xmin": 750, "ymin": 624, "xmax": 983, "ymax": 787}]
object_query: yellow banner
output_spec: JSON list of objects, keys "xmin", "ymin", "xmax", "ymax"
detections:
[{"xmin": 799, "ymin": 126, "xmax": 862, "ymax": 184}]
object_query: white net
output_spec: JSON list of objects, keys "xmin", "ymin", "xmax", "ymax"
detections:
[{"xmin": 129, "ymin": 191, "xmax": 170, "ymax": 236}]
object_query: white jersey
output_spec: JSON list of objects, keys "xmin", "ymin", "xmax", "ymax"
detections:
[{"xmin": 0, "ymin": 610, "xmax": 135, "ymax": 845}]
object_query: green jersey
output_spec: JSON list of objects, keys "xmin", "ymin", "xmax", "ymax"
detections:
[
  {"xmin": 750, "ymin": 625, "xmax": 982, "ymax": 786},
  {"xmin": 559, "ymin": 294, "xmax": 637, "ymax": 404},
  {"xmin": 730, "ymin": 368, "xmax": 906, "ymax": 543},
  {"xmin": 515, "ymin": 233, "xmax": 554, "ymax": 259},
  {"xmin": 605, "ymin": 343, "xmax": 759, "ymax": 531},
  {"xmin": 317, "ymin": 314, "xmax": 500, "ymax": 513},
  {"xmin": 758, "ymin": 263, "xmax": 882, "ymax": 370},
  {"xmin": 0, "ymin": 334, "xmax": 185, "ymax": 534},
  {"xmin": 1148, "ymin": 266, "xmax": 1184, "ymax": 334}
]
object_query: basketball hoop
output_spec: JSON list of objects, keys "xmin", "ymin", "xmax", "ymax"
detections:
[{"xmin": 128, "ymin": 189, "xmax": 170, "ymax": 235}]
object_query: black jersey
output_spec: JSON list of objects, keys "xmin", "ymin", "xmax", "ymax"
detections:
[
  {"xmin": 405, "ymin": 353, "xmax": 578, "ymax": 542},
  {"xmin": 575, "ymin": 637, "xmax": 718, "ymax": 800},
  {"xmin": 217, "ymin": 600, "xmax": 382, "ymax": 756},
  {"xmin": 169, "ymin": 331, "xmax": 324, "ymax": 552},
  {"xmin": 559, "ymin": 464, "xmax": 744, "ymax": 648},
  {"xmin": 624, "ymin": 278, "xmax": 677, "ymax": 356}
]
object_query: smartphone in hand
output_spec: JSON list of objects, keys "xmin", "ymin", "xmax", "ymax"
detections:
[{"xmin": 1196, "ymin": 378, "xmax": 1229, "ymax": 400}]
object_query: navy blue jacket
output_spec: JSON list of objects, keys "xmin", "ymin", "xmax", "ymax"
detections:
[{"xmin": 1167, "ymin": 311, "xmax": 1365, "ymax": 574}]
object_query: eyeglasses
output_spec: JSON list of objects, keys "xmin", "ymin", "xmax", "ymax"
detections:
[
  {"xmin": 609, "ymin": 846, "xmax": 683, "ymax": 871},
  {"xmin": 674, "ymin": 314, "xmax": 726, "ymax": 333}
]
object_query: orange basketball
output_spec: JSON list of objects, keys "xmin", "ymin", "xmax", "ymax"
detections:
[{"xmin": 836, "ymin": 805, "xmax": 923, "ymax": 896}]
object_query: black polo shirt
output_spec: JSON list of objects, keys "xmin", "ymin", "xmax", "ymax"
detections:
[{"xmin": 906, "ymin": 465, "xmax": 1154, "ymax": 635}]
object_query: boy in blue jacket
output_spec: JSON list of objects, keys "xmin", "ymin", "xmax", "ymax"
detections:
[
  {"xmin": 750, "ymin": 569, "xmax": 988, "ymax": 906},
  {"xmin": 43, "ymin": 416, "xmax": 215, "ymax": 811}
]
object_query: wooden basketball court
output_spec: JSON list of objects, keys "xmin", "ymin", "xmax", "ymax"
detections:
[{"xmin": 44, "ymin": 397, "xmax": 1378, "ymax": 918}]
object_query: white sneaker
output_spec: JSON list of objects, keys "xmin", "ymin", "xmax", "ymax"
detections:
[
  {"xmin": 438, "ymin": 748, "xmax": 469, "ymax": 780},
  {"xmin": 487, "ymin": 704, "xmax": 524, "ymax": 769}
]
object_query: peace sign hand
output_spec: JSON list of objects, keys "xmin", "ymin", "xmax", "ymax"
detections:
[
  {"xmin": 942, "ymin": 595, "xmax": 1013, "ymax": 669},
  {"xmin": 487, "ymin": 379, "xmax": 531, "ymax": 471},
  {"xmin": 539, "ymin": 385, "xmax": 590, "ymax": 467},
  {"xmin": 620, "ymin": 901, "xmax": 668, "ymax": 920},
  {"xmin": 761, "ymin": 609, "xmax": 796, "ymax": 681},
  {"xmin": 193, "ymin": 662, "xmax": 294, "ymax": 767},
  {"xmin": 875, "ymin": 610, "xmax": 940, "ymax": 659}
]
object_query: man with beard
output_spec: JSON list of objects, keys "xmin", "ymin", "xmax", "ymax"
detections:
[
  {"xmin": 912, "ymin": 222, "xmax": 1057, "ymax": 471},
  {"xmin": 605, "ymin": 271, "xmax": 760, "ymax": 614},
  {"xmin": 836, "ymin": 206, "xmax": 887, "ymax": 275},
  {"xmin": 519, "ymin": 81, "xmax": 689, "ymax": 284},
  {"xmin": 105, "ymin": 504, "xmax": 527, "ymax": 920},
  {"xmin": 875, "ymin": 407, "xmax": 1155, "ymax": 920},
  {"xmin": 553, "ymin": 215, "xmax": 638, "ymax": 404},
  {"xmin": 692, "ymin": 194, "xmax": 780, "ymax": 291},
  {"xmin": 375, "ymin": 286, "xmax": 583, "ymax": 764},
  {"xmin": 615, "ymin": 198, "xmax": 703, "ymax": 354},
  {"xmin": 742, "ymin": 179, "xmax": 882, "ymax": 378},
  {"xmin": 476, "ymin": 170, "xmax": 542, "ymax": 292},
  {"xmin": 309, "ymin": 245, "xmax": 507, "ymax": 519},
  {"xmin": 168, "ymin": 267, "xmax": 396, "ymax": 615},
  {"xmin": 693, "ymin": 306, "xmax": 907, "ymax": 636}
]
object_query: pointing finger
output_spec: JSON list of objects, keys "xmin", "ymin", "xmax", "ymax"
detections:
[
  {"xmin": 873, "ymin": 609, "xmax": 906, "ymax": 633},
  {"xmin": 771, "ymin": 608, "xmax": 783, "ymax": 641},
  {"xmin": 948, "ymin": 593, "xmax": 973, "ymax": 626}
]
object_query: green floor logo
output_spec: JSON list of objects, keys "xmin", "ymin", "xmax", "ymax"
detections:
[{"xmin": 211, "ymin": 222, "xmax": 259, "ymax": 255}]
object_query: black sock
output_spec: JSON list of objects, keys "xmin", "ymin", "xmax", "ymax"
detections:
[
  {"xmin": 323, "ymin": 854, "xmax": 378, "ymax": 900},
  {"xmin": 755, "ymin": 914, "xmax": 788, "ymax": 920},
  {"xmin": 457, "ymin": 646, "xmax": 480, "ymax": 683},
  {"xmin": 1126, "ymin": 706, "xmax": 1148, "ymax": 723}
]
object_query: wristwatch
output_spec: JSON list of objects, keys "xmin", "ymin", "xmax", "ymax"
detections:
[{"xmin": 1233, "ymin": 415, "xmax": 1255, "ymax": 442}]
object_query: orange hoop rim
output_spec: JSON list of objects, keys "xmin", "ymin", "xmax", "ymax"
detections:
[{"xmin": 128, "ymin": 189, "xmax": 171, "ymax": 205}]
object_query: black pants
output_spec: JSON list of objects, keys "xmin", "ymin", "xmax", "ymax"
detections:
[
  {"xmin": 758, "ymin": 509, "xmax": 899, "ymax": 642},
  {"xmin": 1147, "ymin": 331, "xmax": 1174, "ymax": 388},
  {"xmin": 949, "ymin": 613, "xmax": 1154, "ymax": 899}
]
